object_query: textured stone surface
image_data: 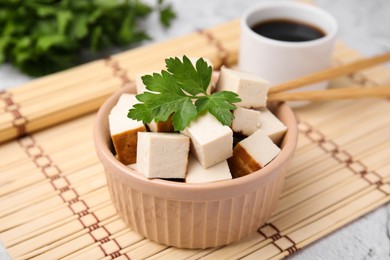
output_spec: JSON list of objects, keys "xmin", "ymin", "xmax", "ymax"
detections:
[{"xmin": 1, "ymin": 0, "xmax": 389, "ymax": 259}]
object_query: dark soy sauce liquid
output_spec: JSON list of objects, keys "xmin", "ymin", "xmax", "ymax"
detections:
[{"xmin": 251, "ymin": 19, "xmax": 325, "ymax": 42}]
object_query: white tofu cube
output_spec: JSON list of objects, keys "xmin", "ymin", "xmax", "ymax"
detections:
[
  {"xmin": 231, "ymin": 107, "xmax": 262, "ymax": 136},
  {"xmin": 186, "ymin": 156, "xmax": 232, "ymax": 183},
  {"xmin": 110, "ymin": 93, "xmax": 139, "ymax": 116},
  {"xmin": 181, "ymin": 113, "xmax": 233, "ymax": 168},
  {"xmin": 216, "ymin": 66, "xmax": 270, "ymax": 108},
  {"xmin": 228, "ymin": 129, "xmax": 280, "ymax": 178},
  {"xmin": 258, "ymin": 108, "xmax": 287, "ymax": 145},
  {"xmin": 137, "ymin": 132, "xmax": 190, "ymax": 179},
  {"xmin": 109, "ymin": 114, "xmax": 146, "ymax": 165}
]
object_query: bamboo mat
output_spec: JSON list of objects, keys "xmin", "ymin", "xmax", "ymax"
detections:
[
  {"xmin": 1, "ymin": 19, "xmax": 390, "ymax": 260},
  {"xmin": 0, "ymin": 20, "xmax": 238, "ymax": 144}
]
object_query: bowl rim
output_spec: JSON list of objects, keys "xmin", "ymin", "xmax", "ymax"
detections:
[{"xmin": 94, "ymin": 83, "xmax": 298, "ymax": 196}]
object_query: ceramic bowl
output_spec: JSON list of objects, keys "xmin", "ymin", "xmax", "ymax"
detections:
[{"xmin": 94, "ymin": 85, "xmax": 298, "ymax": 249}]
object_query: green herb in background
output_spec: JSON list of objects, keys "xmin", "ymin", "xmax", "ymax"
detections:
[
  {"xmin": 128, "ymin": 56, "xmax": 241, "ymax": 131},
  {"xmin": 157, "ymin": 0, "xmax": 175, "ymax": 27},
  {"xmin": 0, "ymin": 0, "xmax": 176, "ymax": 76}
]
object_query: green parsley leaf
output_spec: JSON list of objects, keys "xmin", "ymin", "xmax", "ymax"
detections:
[
  {"xmin": 206, "ymin": 91, "xmax": 241, "ymax": 126},
  {"xmin": 127, "ymin": 103, "xmax": 155, "ymax": 123},
  {"xmin": 171, "ymin": 97, "xmax": 198, "ymax": 130},
  {"xmin": 128, "ymin": 56, "xmax": 241, "ymax": 131},
  {"xmin": 165, "ymin": 56, "xmax": 212, "ymax": 95},
  {"xmin": 142, "ymin": 71, "xmax": 185, "ymax": 95}
]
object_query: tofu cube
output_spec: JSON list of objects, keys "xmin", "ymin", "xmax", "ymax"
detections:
[
  {"xmin": 186, "ymin": 156, "xmax": 232, "ymax": 183},
  {"xmin": 216, "ymin": 66, "xmax": 270, "ymax": 108},
  {"xmin": 147, "ymin": 115, "xmax": 174, "ymax": 133},
  {"xmin": 231, "ymin": 107, "xmax": 262, "ymax": 136},
  {"xmin": 258, "ymin": 108, "xmax": 287, "ymax": 145},
  {"xmin": 137, "ymin": 132, "xmax": 190, "ymax": 179},
  {"xmin": 110, "ymin": 93, "xmax": 138, "ymax": 116},
  {"xmin": 109, "ymin": 114, "xmax": 146, "ymax": 165},
  {"xmin": 181, "ymin": 113, "xmax": 233, "ymax": 168},
  {"xmin": 228, "ymin": 129, "xmax": 280, "ymax": 178}
]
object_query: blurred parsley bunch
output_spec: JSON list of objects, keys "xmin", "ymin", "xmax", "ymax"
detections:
[{"xmin": 0, "ymin": 0, "xmax": 176, "ymax": 76}]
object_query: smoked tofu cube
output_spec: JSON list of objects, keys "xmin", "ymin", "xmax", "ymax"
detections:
[
  {"xmin": 258, "ymin": 108, "xmax": 287, "ymax": 145},
  {"xmin": 109, "ymin": 114, "xmax": 146, "ymax": 165},
  {"xmin": 110, "ymin": 93, "xmax": 138, "ymax": 116},
  {"xmin": 181, "ymin": 113, "xmax": 233, "ymax": 168},
  {"xmin": 137, "ymin": 132, "xmax": 190, "ymax": 179},
  {"xmin": 216, "ymin": 66, "xmax": 270, "ymax": 108},
  {"xmin": 228, "ymin": 129, "xmax": 280, "ymax": 178},
  {"xmin": 231, "ymin": 107, "xmax": 262, "ymax": 136},
  {"xmin": 147, "ymin": 116, "xmax": 174, "ymax": 133},
  {"xmin": 186, "ymin": 156, "xmax": 232, "ymax": 183}
]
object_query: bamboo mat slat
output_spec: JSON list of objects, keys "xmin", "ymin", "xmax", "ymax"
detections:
[
  {"xmin": 1, "ymin": 18, "xmax": 390, "ymax": 260},
  {"xmin": 0, "ymin": 20, "xmax": 240, "ymax": 144}
]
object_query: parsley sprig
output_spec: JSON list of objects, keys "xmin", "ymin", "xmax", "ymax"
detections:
[
  {"xmin": 128, "ymin": 56, "xmax": 241, "ymax": 131},
  {"xmin": 0, "ymin": 0, "xmax": 176, "ymax": 76}
]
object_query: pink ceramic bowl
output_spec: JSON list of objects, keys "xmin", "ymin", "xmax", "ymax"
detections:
[{"xmin": 94, "ymin": 85, "xmax": 298, "ymax": 249}]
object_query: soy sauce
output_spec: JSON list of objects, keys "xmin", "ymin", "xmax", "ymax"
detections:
[{"xmin": 251, "ymin": 19, "xmax": 325, "ymax": 42}]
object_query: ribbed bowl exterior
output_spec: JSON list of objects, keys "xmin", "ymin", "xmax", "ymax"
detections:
[
  {"xmin": 94, "ymin": 85, "xmax": 297, "ymax": 249},
  {"xmin": 104, "ymin": 165, "xmax": 286, "ymax": 248}
]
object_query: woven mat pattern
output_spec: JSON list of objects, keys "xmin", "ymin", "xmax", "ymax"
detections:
[
  {"xmin": 1, "ymin": 19, "xmax": 390, "ymax": 260},
  {"xmin": 0, "ymin": 20, "xmax": 238, "ymax": 144}
]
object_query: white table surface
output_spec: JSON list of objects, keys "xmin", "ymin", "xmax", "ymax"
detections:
[{"xmin": 1, "ymin": 0, "xmax": 390, "ymax": 259}]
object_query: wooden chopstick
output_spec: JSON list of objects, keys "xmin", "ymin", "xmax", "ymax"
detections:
[
  {"xmin": 269, "ymin": 52, "xmax": 390, "ymax": 94},
  {"xmin": 268, "ymin": 86, "xmax": 390, "ymax": 101}
]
